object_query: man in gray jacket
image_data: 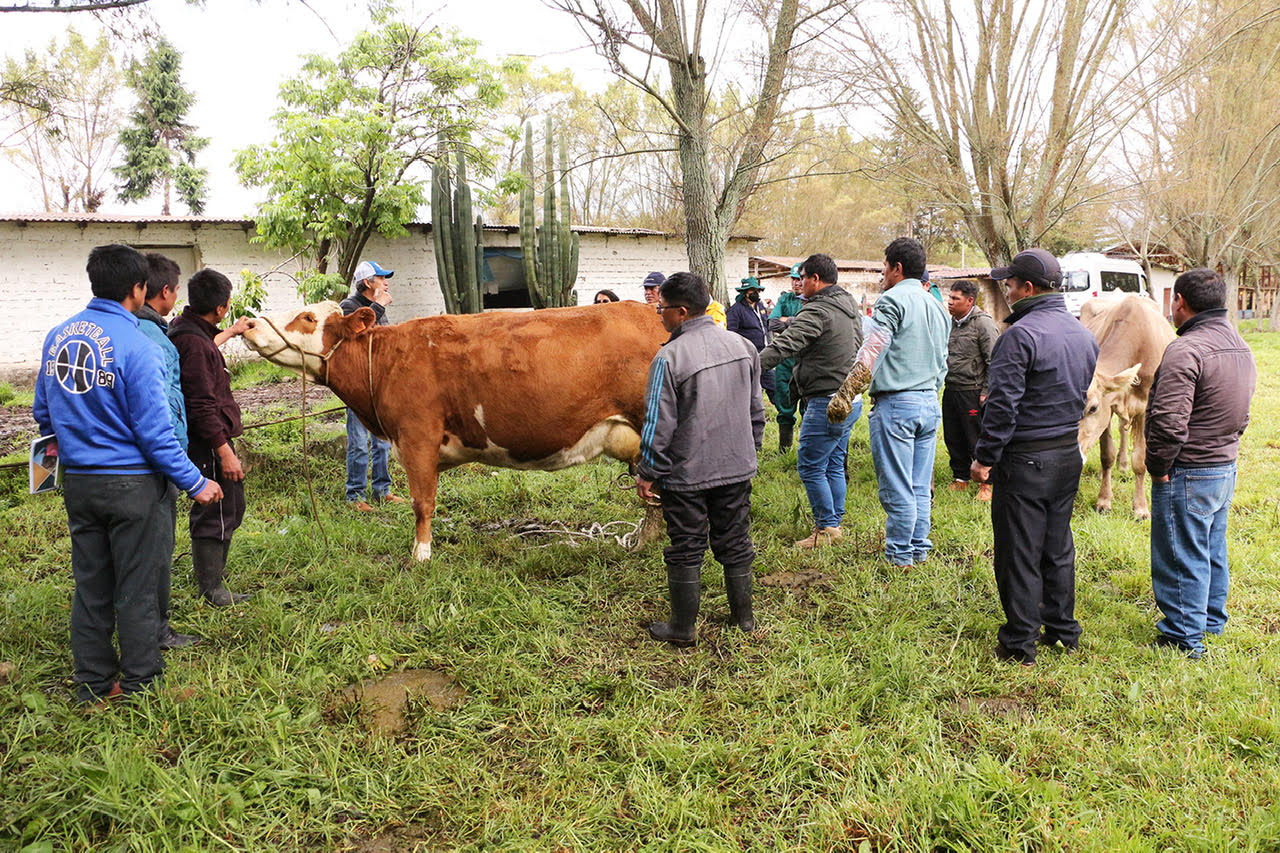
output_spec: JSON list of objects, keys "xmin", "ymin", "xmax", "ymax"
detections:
[
  {"xmin": 760, "ymin": 254, "xmax": 864, "ymax": 548},
  {"xmin": 1146, "ymin": 268, "xmax": 1257, "ymax": 659},
  {"xmin": 636, "ymin": 272, "xmax": 764, "ymax": 646}
]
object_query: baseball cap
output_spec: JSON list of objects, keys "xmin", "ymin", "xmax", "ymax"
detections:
[
  {"xmin": 920, "ymin": 269, "xmax": 930, "ymax": 283},
  {"xmin": 788, "ymin": 263, "xmax": 803, "ymax": 279},
  {"xmin": 642, "ymin": 271, "xmax": 665, "ymax": 288},
  {"xmin": 352, "ymin": 260, "xmax": 394, "ymax": 285},
  {"xmin": 990, "ymin": 249, "xmax": 1060, "ymax": 289}
]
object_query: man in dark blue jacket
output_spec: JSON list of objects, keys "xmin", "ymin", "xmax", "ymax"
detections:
[
  {"xmin": 726, "ymin": 277, "xmax": 775, "ymax": 405},
  {"xmin": 971, "ymin": 248, "xmax": 1098, "ymax": 666},
  {"xmin": 35, "ymin": 244, "xmax": 223, "ymax": 704}
]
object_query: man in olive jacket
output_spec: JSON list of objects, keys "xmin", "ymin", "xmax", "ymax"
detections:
[
  {"xmin": 636, "ymin": 272, "xmax": 764, "ymax": 647},
  {"xmin": 760, "ymin": 253, "xmax": 863, "ymax": 549},
  {"xmin": 1146, "ymin": 268, "xmax": 1257, "ymax": 659},
  {"xmin": 943, "ymin": 279, "xmax": 1000, "ymax": 499}
]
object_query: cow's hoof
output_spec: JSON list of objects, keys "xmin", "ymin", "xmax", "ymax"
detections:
[
  {"xmin": 1134, "ymin": 510, "xmax": 1151, "ymax": 521},
  {"xmin": 412, "ymin": 541, "xmax": 432, "ymax": 561},
  {"xmin": 1095, "ymin": 501, "xmax": 1112, "ymax": 513}
]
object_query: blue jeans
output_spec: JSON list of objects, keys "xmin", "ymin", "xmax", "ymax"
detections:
[
  {"xmin": 869, "ymin": 391, "xmax": 941, "ymax": 565},
  {"xmin": 796, "ymin": 394, "xmax": 861, "ymax": 529},
  {"xmin": 345, "ymin": 408, "xmax": 392, "ymax": 501},
  {"xmin": 1151, "ymin": 464, "xmax": 1236, "ymax": 653}
]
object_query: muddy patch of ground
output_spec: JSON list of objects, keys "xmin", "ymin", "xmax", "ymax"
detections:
[
  {"xmin": 332, "ymin": 669, "xmax": 465, "ymax": 737},
  {"xmin": 344, "ymin": 823, "xmax": 443, "ymax": 852},
  {"xmin": 759, "ymin": 568, "xmax": 835, "ymax": 591},
  {"xmin": 953, "ymin": 695, "xmax": 1035, "ymax": 721}
]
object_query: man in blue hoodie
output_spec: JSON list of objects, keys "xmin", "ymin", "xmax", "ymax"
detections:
[{"xmin": 35, "ymin": 244, "xmax": 223, "ymax": 704}]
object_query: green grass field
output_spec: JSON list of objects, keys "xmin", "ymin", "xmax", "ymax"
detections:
[{"xmin": 2, "ymin": 335, "xmax": 1278, "ymax": 851}]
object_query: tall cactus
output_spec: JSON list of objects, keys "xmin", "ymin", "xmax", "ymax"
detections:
[
  {"xmin": 520, "ymin": 116, "xmax": 580, "ymax": 309},
  {"xmin": 432, "ymin": 149, "xmax": 485, "ymax": 314}
]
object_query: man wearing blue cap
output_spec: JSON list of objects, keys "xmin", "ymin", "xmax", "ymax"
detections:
[
  {"xmin": 766, "ymin": 263, "xmax": 806, "ymax": 451},
  {"xmin": 341, "ymin": 260, "xmax": 406, "ymax": 511}
]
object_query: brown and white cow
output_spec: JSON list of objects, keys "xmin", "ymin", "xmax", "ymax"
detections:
[
  {"xmin": 241, "ymin": 300, "xmax": 668, "ymax": 560},
  {"xmin": 1076, "ymin": 295, "xmax": 1176, "ymax": 519}
]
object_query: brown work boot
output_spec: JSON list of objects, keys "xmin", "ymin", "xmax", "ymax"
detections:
[
  {"xmin": 351, "ymin": 500, "xmax": 375, "ymax": 512},
  {"xmin": 794, "ymin": 527, "xmax": 842, "ymax": 549},
  {"xmin": 379, "ymin": 493, "xmax": 408, "ymax": 504},
  {"xmin": 948, "ymin": 479, "xmax": 970, "ymax": 492},
  {"xmin": 976, "ymin": 483, "xmax": 993, "ymax": 502}
]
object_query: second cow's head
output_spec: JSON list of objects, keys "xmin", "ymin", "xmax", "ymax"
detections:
[{"xmin": 242, "ymin": 301, "xmax": 379, "ymax": 381}]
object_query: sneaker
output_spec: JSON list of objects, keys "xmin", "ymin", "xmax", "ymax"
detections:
[
  {"xmin": 160, "ymin": 626, "xmax": 204, "ymax": 651},
  {"xmin": 1150, "ymin": 634, "xmax": 1203, "ymax": 660},
  {"xmin": 1037, "ymin": 634, "xmax": 1079, "ymax": 653},
  {"xmin": 794, "ymin": 527, "xmax": 842, "ymax": 549},
  {"xmin": 947, "ymin": 479, "xmax": 970, "ymax": 492},
  {"xmin": 82, "ymin": 681, "xmax": 125, "ymax": 712},
  {"xmin": 994, "ymin": 643, "xmax": 1036, "ymax": 667},
  {"xmin": 976, "ymin": 483, "xmax": 993, "ymax": 502}
]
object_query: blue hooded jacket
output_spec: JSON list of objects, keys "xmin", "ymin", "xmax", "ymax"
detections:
[{"xmin": 33, "ymin": 298, "xmax": 207, "ymax": 496}]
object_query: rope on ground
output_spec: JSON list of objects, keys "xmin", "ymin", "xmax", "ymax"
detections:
[{"xmin": 510, "ymin": 519, "xmax": 643, "ymax": 549}]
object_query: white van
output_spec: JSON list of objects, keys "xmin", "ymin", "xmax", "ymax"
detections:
[{"xmin": 1057, "ymin": 252, "xmax": 1149, "ymax": 316}]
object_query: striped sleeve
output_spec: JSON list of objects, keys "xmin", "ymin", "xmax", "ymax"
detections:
[{"xmin": 636, "ymin": 355, "xmax": 676, "ymax": 483}]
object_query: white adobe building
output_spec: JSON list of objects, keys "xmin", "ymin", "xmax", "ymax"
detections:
[{"xmin": 0, "ymin": 213, "xmax": 759, "ymax": 379}]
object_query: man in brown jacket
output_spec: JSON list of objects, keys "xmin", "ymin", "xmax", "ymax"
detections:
[
  {"xmin": 169, "ymin": 269, "xmax": 253, "ymax": 607},
  {"xmin": 1146, "ymin": 268, "xmax": 1257, "ymax": 659}
]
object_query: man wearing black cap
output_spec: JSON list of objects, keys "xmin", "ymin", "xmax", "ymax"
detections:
[{"xmin": 970, "ymin": 248, "xmax": 1098, "ymax": 666}]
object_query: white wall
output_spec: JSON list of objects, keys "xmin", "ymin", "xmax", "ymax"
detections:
[{"xmin": 0, "ymin": 220, "xmax": 754, "ymax": 379}]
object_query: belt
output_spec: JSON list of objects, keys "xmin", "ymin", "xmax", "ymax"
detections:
[{"xmin": 1004, "ymin": 435, "xmax": 1078, "ymax": 453}]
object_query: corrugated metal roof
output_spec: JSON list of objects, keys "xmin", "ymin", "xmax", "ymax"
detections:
[{"xmin": 0, "ymin": 212, "xmax": 761, "ymax": 242}]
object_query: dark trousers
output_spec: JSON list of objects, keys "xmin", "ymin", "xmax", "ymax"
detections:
[
  {"xmin": 660, "ymin": 480, "xmax": 755, "ymax": 582},
  {"xmin": 991, "ymin": 444, "xmax": 1084, "ymax": 660},
  {"xmin": 188, "ymin": 439, "xmax": 245, "ymax": 542},
  {"xmin": 158, "ymin": 482, "xmax": 178, "ymax": 632},
  {"xmin": 64, "ymin": 472, "xmax": 168, "ymax": 701},
  {"xmin": 942, "ymin": 386, "xmax": 982, "ymax": 481}
]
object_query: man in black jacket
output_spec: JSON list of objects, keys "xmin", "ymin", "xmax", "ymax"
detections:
[
  {"xmin": 971, "ymin": 249, "xmax": 1098, "ymax": 665},
  {"xmin": 1146, "ymin": 268, "xmax": 1257, "ymax": 659},
  {"xmin": 341, "ymin": 260, "xmax": 407, "ymax": 511}
]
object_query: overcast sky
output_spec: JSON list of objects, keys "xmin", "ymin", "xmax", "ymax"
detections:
[{"xmin": 0, "ymin": 0, "xmax": 613, "ymax": 216}]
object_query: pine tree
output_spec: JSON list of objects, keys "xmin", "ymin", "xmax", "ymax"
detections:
[{"xmin": 114, "ymin": 37, "xmax": 208, "ymax": 215}]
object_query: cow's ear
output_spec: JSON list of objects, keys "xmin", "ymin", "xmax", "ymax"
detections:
[
  {"xmin": 1102, "ymin": 363, "xmax": 1142, "ymax": 391},
  {"xmin": 339, "ymin": 307, "xmax": 378, "ymax": 337}
]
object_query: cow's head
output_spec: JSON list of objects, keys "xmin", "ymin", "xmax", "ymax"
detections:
[
  {"xmin": 242, "ymin": 301, "xmax": 378, "ymax": 381},
  {"xmin": 1077, "ymin": 363, "xmax": 1142, "ymax": 452}
]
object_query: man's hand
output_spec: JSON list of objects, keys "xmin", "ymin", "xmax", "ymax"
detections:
[
  {"xmin": 369, "ymin": 279, "xmax": 393, "ymax": 306},
  {"xmin": 635, "ymin": 476, "xmax": 657, "ymax": 501},
  {"xmin": 217, "ymin": 444, "xmax": 246, "ymax": 482},
  {"xmin": 970, "ymin": 460, "xmax": 992, "ymax": 484},
  {"xmin": 1155, "ymin": 474, "xmax": 1170, "ymax": 483},
  {"xmin": 214, "ymin": 317, "xmax": 251, "ymax": 346},
  {"xmin": 192, "ymin": 480, "xmax": 224, "ymax": 505}
]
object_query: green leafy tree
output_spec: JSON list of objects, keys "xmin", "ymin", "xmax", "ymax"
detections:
[
  {"xmin": 234, "ymin": 16, "xmax": 504, "ymax": 290},
  {"xmin": 114, "ymin": 36, "xmax": 208, "ymax": 214}
]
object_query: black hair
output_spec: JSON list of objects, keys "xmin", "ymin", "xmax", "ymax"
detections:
[
  {"xmin": 593, "ymin": 289, "xmax": 619, "ymax": 302},
  {"xmin": 949, "ymin": 279, "xmax": 979, "ymax": 301},
  {"xmin": 86, "ymin": 244, "xmax": 148, "ymax": 302},
  {"xmin": 801, "ymin": 253, "xmax": 838, "ymax": 285},
  {"xmin": 885, "ymin": 237, "xmax": 927, "ymax": 280},
  {"xmin": 186, "ymin": 268, "xmax": 233, "ymax": 315},
  {"xmin": 659, "ymin": 271, "xmax": 710, "ymax": 314},
  {"xmin": 1173, "ymin": 268, "xmax": 1226, "ymax": 313},
  {"xmin": 145, "ymin": 253, "xmax": 182, "ymax": 300}
]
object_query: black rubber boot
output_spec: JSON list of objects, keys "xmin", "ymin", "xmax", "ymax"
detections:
[
  {"xmin": 723, "ymin": 565, "xmax": 756, "ymax": 632},
  {"xmin": 192, "ymin": 538, "xmax": 251, "ymax": 607},
  {"xmin": 778, "ymin": 423, "xmax": 794, "ymax": 453},
  {"xmin": 647, "ymin": 577, "xmax": 700, "ymax": 647}
]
